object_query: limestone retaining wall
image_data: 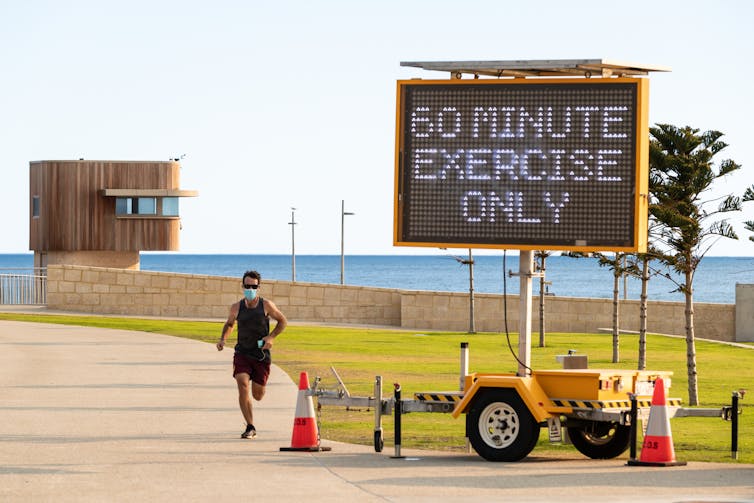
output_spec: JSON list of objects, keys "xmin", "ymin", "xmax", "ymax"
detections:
[
  {"xmin": 46, "ymin": 264, "xmax": 401, "ymax": 326},
  {"xmin": 46, "ymin": 264, "xmax": 738, "ymax": 342},
  {"xmin": 399, "ymin": 290, "xmax": 735, "ymax": 341}
]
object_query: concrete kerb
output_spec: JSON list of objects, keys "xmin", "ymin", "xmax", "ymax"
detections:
[
  {"xmin": 4, "ymin": 305, "xmax": 754, "ymax": 347},
  {"xmin": 596, "ymin": 326, "xmax": 754, "ymax": 350},
  {"xmin": 0, "ymin": 305, "xmax": 426, "ymax": 331}
]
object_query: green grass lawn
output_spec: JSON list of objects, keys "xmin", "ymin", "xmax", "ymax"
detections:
[{"xmin": 1, "ymin": 312, "xmax": 751, "ymax": 463}]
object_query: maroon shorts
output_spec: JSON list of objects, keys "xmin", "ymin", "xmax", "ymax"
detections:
[{"xmin": 233, "ymin": 352, "xmax": 271, "ymax": 386}]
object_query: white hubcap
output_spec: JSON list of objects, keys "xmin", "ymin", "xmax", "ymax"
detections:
[{"xmin": 478, "ymin": 401, "xmax": 519, "ymax": 449}]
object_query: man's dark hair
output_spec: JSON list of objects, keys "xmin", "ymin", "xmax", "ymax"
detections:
[{"xmin": 242, "ymin": 270, "xmax": 261, "ymax": 284}]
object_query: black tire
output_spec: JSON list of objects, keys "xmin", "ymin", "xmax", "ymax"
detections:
[
  {"xmin": 373, "ymin": 429, "xmax": 384, "ymax": 452},
  {"xmin": 567, "ymin": 422, "xmax": 630, "ymax": 459},
  {"xmin": 467, "ymin": 389, "xmax": 540, "ymax": 462}
]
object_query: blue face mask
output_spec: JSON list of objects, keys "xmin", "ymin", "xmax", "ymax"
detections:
[{"xmin": 244, "ymin": 288, "xmax": 257, "ymax": 301}]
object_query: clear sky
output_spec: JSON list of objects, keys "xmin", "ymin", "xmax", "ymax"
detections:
[{"xmin": 2, "ymin": 0, "xmax": 752, "ymax": 256}]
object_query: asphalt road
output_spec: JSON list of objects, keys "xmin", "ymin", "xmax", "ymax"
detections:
[{"xmin": 1, "ymin": 319, "xmax": 752, "ymax": 502}]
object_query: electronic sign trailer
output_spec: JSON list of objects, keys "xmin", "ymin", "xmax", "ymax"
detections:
[
  {"xmin": 394, "ymin": 59, "xmax": 669, "ymax": 376},
  {"xmin": 318, "ymin": 60, "xmax": 743, "ymax": 464},
  {"xmin": 316, "ymin": 60, "xmax": 741, "ymax": 463}
]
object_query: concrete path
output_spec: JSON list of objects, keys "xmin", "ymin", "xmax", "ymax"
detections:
[{"xmin": 1, "ymin": 320, "xmax": 753, "ymax": 502}]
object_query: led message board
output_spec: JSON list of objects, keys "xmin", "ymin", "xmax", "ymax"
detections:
[{"xmin": 394, "ymin": 78, "xmax": 649, "ymax": 252}]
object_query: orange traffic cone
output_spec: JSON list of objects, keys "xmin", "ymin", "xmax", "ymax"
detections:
[
  {"xmin": 280, "ymin": 372, "xmax": 331, "ymax": 452},
  {"xmin": 628, "ymin": 377, "xmax": 686, "ymax": 466}
]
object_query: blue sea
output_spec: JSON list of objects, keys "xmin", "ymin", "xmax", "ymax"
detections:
[{"xmin": 2, "ymin": 253, "xmax": 753, "ymax": 304}]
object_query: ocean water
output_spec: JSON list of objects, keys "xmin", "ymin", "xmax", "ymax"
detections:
[{"xmin": 2, "ymin": 253, "xmax": 753, "ymax": 304}]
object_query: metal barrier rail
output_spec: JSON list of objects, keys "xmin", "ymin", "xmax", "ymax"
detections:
[{"xmin": 0, "ymin": 270, "xmax": 47, "ymax": 305}]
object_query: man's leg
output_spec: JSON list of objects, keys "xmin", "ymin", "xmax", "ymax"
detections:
[
  {"xmin": 235, "ymin": 372, "xmax": 254, "ymax": 426},
  {"xmin": 251, "ymin": 381, "xmax": 266, "ymax": 401}
]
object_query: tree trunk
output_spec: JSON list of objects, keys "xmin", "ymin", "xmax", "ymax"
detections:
[
  {"xmin": 638, "ymin": 256, "xmax": 649, "ymax": 370},
  {"xmin": 612, "ymin": 267, "xmax": 620, "ymax": 363},
  {"xmin": 685, "ymin": 268, "xmax": 699, "ymax": 406}
]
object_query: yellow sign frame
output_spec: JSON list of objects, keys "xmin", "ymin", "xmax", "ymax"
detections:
[{"xmin": 393, "ymin": 77, "xmax": 649, "ymax": 253}]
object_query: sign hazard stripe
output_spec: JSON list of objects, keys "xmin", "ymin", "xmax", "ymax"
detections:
[
  {"xmin": 551, "ymin": 398, "xmax": 682, "ymax": 409},
  {"xmin": 414, "ymin": 393, "xmax": 463, "ymax": 403}
]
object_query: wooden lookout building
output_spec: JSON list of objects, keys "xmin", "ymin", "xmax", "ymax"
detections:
[{"xmin": 29, "ymin": 160, "xmax": 198, "ymax": 270}]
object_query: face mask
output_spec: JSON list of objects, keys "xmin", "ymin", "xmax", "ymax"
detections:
[{"xmin": 244, "ymin": 289, "xmax": 257, "ymax": 301}]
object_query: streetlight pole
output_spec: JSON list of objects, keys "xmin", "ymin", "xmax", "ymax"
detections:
[
  {"xmin": 340, "ymin": 200, "xmax": 354, "ymax": 285},
  {"xmin": 289, "ymin": 207, "xmax": 297, "ymax": 282}
]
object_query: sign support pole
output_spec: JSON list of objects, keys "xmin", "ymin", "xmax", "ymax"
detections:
[{"xmin": 518, "ymin": 250, "xmax": 533, "ymax": 377}]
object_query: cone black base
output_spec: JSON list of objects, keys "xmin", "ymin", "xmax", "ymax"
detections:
[
  {"xmin": 280, "ymin": 446, "xmax": 332, "ymax": 452},
  {"xmin": 626, "ymin": 459, "xmax": 687, "ymax": 467}
]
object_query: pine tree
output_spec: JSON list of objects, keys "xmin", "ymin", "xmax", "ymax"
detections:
[{"xmin": 649, "ymin": 124, "xmax": 742, "ymax": 406}]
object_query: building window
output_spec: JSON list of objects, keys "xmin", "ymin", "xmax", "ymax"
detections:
[
  {"xmin": 116, "ymin": 196, "xmax": 176, "ymax": 216},
  {"xmin": 115, "ymin": 197, "xmax": 131, "ymax": 214},
  {"xmin": 32, "ymin": 196, "xmax": 40, "ymax": 217},
  {"xmin": 136, "ymin": 197, "xmax": 157, "ymax": 215},
  {"xmin": 162, "ymin": 197, "xmax": 179, "ymax": 216}
]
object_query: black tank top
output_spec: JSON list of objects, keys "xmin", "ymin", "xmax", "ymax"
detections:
[{"xmin": 234, "ymin": 298, "xmax": 271, "ymax": 361}]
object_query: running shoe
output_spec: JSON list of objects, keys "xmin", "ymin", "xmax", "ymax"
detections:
[{"xmin": 241, "ymin": 424, "xmax": 257, "ymax": 439}]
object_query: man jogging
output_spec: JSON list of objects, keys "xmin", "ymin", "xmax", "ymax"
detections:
[{"xmin": 217, "ymin": 270, "xmax": 287, "ymax": 439}]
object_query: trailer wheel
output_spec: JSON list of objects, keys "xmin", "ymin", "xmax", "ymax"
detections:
[
  {"xmin": 567, "ymin": 422, "xmax": 630, "ymax": 459},
  {"xmin": 373, "ymin": 429, "xmax": 384, "ymax": 452},
  {"xmin": 467, "ymin": 389, "xmax": 539, "ymax": 462}
]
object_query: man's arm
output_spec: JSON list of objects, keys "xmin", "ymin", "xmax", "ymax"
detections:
[
  {"xmin": 217, "ymin": 302, "xmax": 240, "ymax": 351},
  {"xmin": 260, "ymin": 300, "xmax": 287, "ymax": 349}
]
